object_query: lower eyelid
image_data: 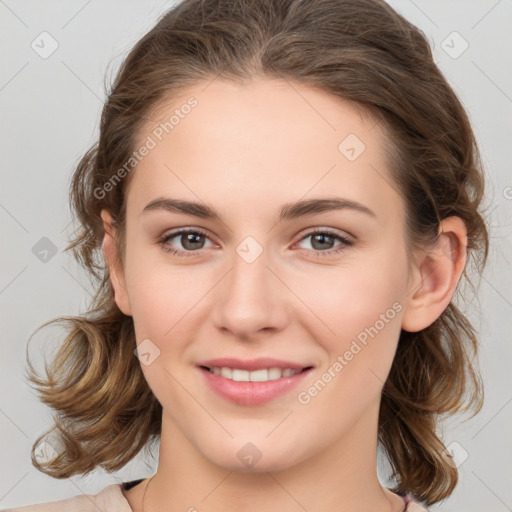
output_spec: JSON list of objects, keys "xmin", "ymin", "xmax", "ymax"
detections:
[{"xmin": 159, "ymin": 229, "xmax": 352, "ymax": 255}]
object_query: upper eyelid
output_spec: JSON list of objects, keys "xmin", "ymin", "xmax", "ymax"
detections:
[{"xmin": 160, "ymin": 226, "xmax": 353, "ymax": 248}]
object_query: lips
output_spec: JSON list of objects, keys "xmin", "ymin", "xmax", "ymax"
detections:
[
  {"xmin": 196, "ymin": 357, "xmax": 314, "ymax": 406},
  {"xmin": 197, "ymin": 357, "xmax": 311, "ymax": 372}
]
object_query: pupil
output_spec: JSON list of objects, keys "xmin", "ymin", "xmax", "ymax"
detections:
[
  {"xmin": 312, "ymin": 234, "xmax": 333, "ymax": 250},
  {"xmin": 183, "ymin": 233, "xmax": 203, "ymax": 250}
]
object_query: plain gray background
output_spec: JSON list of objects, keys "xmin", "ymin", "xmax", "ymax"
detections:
[{"xmin": 1, "ymin": 1, "xmax": 511, "ymax": 510}]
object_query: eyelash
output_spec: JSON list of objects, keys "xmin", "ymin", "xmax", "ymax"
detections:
[{"xmin": 157, "ymin": 227, "xmax": 353, "ymax": 258}]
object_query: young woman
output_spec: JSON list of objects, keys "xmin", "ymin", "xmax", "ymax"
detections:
[{"xmin": 10, "ymin": 0, "xmax": 489, "ymax": 510}]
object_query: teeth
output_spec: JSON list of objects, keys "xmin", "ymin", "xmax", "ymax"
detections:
[
  {"xmin": 232, "ymin": 369, "xmax": 249, "ymax": 381},
  {"xmin": 220, "ymin": 367, "xmax": 232, "ymax": 379},
  {"xmin": 268, "ymin": 368, "xmax": 282, "ymax": 380},
  {"xmin": 210, "ymin": 366, "xmax": 302, "ymax": 382},
  {"xmin": 250, "ymin": 369, "xmax": 270, "ymax": 382}
]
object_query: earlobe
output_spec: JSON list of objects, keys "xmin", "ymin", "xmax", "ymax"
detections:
[
  {"xmin": 100, "ymin": 209, "xmax": 132, "ymax": 316},
  {"xmin": 401, "ymin": 217, "xmax": 467, "ymax": 332}
]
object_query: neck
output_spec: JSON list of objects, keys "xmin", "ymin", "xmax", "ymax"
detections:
[{"xmin": 139, "ymin": 401, "xmax": 403, "ymax": 512}]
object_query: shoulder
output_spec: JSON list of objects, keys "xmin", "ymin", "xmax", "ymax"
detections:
[
  {"xmin": 2, "ymin": 483, "xmax": 132, "ymax": 512},
  {"xmin": 388, "ymin": 488, "xmax": 429, "ymax": 512},
  {"xmin": 403, "ymin": 494, "xmax": 430, "ymax": 512}
]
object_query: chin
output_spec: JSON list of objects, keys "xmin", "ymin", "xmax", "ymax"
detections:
[{"xmin": 200, "ymin": 436, "xmax": 310, "ymax": 474}]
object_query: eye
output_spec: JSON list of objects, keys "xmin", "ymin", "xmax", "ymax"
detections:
[
  {"xmin": 157, "ymin": 226, "xmax": 353, "ymax": 258},
  {"xmin": 157, "ymin": 228, "xmax": 215, "ymax": 257},
  {"xmin": 295, "ymin": 228, "xmax": 353, "ymax": 257}
]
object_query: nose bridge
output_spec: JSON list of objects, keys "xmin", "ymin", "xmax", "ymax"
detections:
[
  {"xmin": 231, "ymin": 240, "xmax": 270, "ymax": 298},
  {"xmin": 229, "ymin": 240, "xmax": 275, "ymax": 311},
  {"xmin": 213, "ymin": 236, "xmax": 288, "ymax": 336}
]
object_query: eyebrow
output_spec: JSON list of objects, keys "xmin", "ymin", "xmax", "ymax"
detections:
[{"xmin": 140, "ymin": 196, "xmax": 376, "ymax": 221}]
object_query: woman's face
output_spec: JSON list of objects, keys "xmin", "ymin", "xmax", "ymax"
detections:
[{"xmin": 109, "ymin": 78, "xmax": 416, "ymax": 472}]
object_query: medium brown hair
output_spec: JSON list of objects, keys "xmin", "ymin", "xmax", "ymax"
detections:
[{"xmin": 26, "ymin": 0, "xmax": 489, "ymax": 506}]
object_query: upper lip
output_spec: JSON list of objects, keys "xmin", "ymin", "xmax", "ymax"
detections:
[{"xmin": 198, "ymin": 357, "xmax": 313, "ymax": 371}]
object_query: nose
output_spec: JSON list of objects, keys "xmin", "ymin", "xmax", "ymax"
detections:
[{"xmin": 212, "ymin": 245, "xmax": 290, "ymax": 340}]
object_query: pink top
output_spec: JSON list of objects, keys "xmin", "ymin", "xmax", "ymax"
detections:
[{"xmin": 3, "ymin": 480, "xmax": 429, "ymax": 511}]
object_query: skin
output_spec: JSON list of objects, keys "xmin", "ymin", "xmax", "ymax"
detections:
[{"xmin": 101, "ymin": 78, "xmax": 467, "ymax": 512}]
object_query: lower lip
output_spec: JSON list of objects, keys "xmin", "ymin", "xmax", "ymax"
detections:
[{"xmin": 198, "ymin": 366, "xmax": 313, "ymax": 406}]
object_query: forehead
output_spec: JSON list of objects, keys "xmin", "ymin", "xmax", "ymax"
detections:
[
  {"xmin": 126, "ymin": 78, "xmax": 402, "ymax": 225},
  {"xmin": 137, "ymin": 78, "xmax": 374, "ymax": 155}
]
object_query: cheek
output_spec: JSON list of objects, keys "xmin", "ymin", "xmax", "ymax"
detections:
[
  {"xmin": 291, "ymin": 245, "xmax": 407, "ymax": 397},
  {"xmin": 292, "ymin": 249, "xmax": 407, "ymax": 340},
  {"xmin": 123, "ymin": 244, "xmax": 172, "ymax": 339},
  {"xmin": 297, "ymin": 286, "xmax": 404, "ymax": 424},
  {"xmin": 123, "ymin": 252, "xmax": 206, "ymax": 402},
  {"xmin": 124, "ymin": 245, "xmax": 215, "ymax": 348}
]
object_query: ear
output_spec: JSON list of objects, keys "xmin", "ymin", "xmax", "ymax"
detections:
[
  {"xmin": 100, "ymin": 209, "xmax": 132, "ymax": 316},
  {"xmin": 401, "ymin": 216, "xmax": 467, "ymax": 332}
]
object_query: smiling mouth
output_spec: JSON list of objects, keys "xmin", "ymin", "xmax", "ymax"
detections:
[{"xmin": 199, "ymin": 365, "xmax": 313, "ymax": 382}]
